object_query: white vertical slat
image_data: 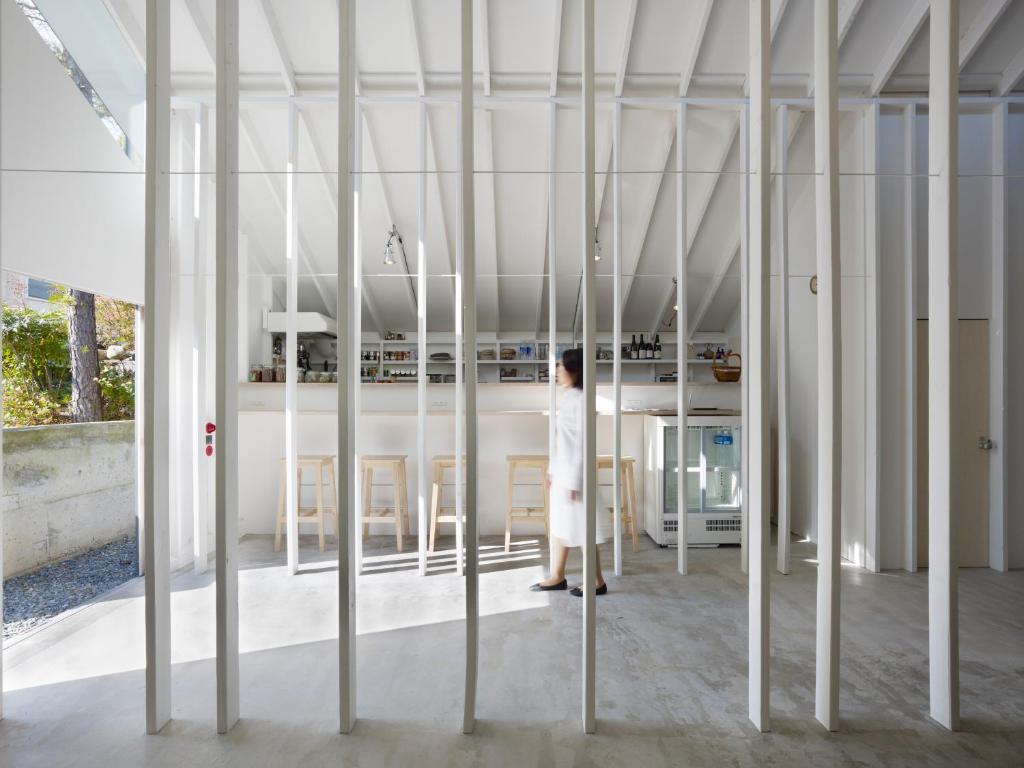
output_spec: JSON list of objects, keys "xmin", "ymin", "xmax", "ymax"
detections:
[
  {"xmin": 775, "ymin": 104, "xmax": 791, "ymax": 576},
  {"xmin": 903, "ymin": 104, "xmax": 918, "ymax": 574},
  {"xmin": 461, "ymin": 0, "xmax": 479, "ymax": 735},
  {"xmin": 548, "ymin": 102, "xmax": 558, "ymax": 574},
  {"xmin": 215, "ymin": 0, "xmax": 241, "ymax": 735},
  {"xmin": 338, "ymin": 0, "xmax": 357, "ymax": 732},
  {"xmin": 864, "ymin": 102, "xmax": 881, "ymax": 574},
  {"xmin": 740, "ymin": 105, "xmax": 750, "ymax": 577},
  {"xmin": 417, "ymin": 101, "xmax": 429, "ymax": 577},
  {"xmin": 927, "ymin": 0, "xmax": 960, "ymax": 733},
  {"xmin": 144, "ymin": 0, "xmax": 172, "ymax": 735},
  {"xmin": 0, "ymin": 0, "xmax": 5, "ymax": 718},
  {"xmin": 814, "ymin": 0, "xmax": 842, "ymax": 733},
  {"xmin": 676, "ymin": 103, "xmax": 689, "ymax": 576},
  {"xmin": 581, "ymin": 0, "xmax": 598, "ymax": 736},
  {"xmin": 455, "ymin": 107, "xmax": 465, "ymax": 579},
  {"xmin": 136, "ymin": 306, "xmax": 146, "ymax": 581},
  {"xmin": 989, "ymin": 102, "xmax": 1008, "ymax": 573},
  {"xmin": 612, "ymin": 101, "xmax": 623, "ymax": 577},
  {"xmin": 748, "ymin": 0, "xmax": 771, "ymax": 734},
  {"xmin": 193, "ymin": 104, "xmax": 211, "ymax": 575},
  {"xmin": 354, "ymin": 105, "xmax": 364, "ymax": 576},
  {"xmin": 285, "ymin": 101, "xmax": 300, "ymax": 576}
]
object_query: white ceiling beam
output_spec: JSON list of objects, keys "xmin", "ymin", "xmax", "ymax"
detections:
[
  {"xmin": 238, "ymin": 111, "xmax": 333, "ymax": 316},
  {"xmin": 253, "ymin": 0, "xmax": 298, "ymax": 96},
  {"xmin": 960, "ymin": 0, "xmax": 1012, "ymax": 71},
  {"xmin": 406, "ymin": 0, "xmax": 427, "ymax": 97},
  {"xmin": 869, "ymin": 0, "xmax": 929, "ymax": 97},
  {"xmin": 770, "ymin": 0, "xmax": 792, "ymax": 41},
  {"xmin": 361, "ymin": 112, "xmax": 421, "ymax": 319},
  {"xmin": 614, "ymin": 0, "xmax": 640, "ymax": 98},
  {"xmin": 182, "ymin": 0, "xmax": 216, "ymax": 63},
  {"xmin": 998, "ymin": 46, "xmax": 1024, "ymax": 95},
  {"xmin": 100, "ymin": 0, "xmax": 144, "ymax": 66},
  {"xmin": 679, "ymin": 0, "xmax": 714, "ymax": 97},
  {"xmin": 550, "ymin": 0, "xmax": 563, "ymax": 97},
  {"xmin": 618, "ymin": 116, "xmax": 677, "ymax": 315},
  {"xmin": 478, "ymin": 0, "xmax": 492, "ymax": 97}
]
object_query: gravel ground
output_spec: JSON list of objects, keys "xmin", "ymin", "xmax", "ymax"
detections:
[{"xmin": 3, "ymin": 536, "xmax": 139, "ymax": 641}]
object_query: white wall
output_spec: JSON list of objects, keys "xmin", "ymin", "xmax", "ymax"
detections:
[
  {"xmin": 0, "ymin": 0, "xmax": 143, "ymax": 304},
  {"xmin": 1007, "ymin": 109, "xmax": 1024, "ymax": 569}
]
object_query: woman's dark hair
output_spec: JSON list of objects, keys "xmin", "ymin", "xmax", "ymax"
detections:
[{"xmin": 562, "ymin": 347, "xmax": 583, "ymax": 390}]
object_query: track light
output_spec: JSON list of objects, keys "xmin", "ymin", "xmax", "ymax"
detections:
[
  {"xmin": 383, "ymin": 224, "xmax": 401, "ymax": 266},
  {"xmin": 594, "ymin": 226, "xmax": 602, "ymax": 261}
]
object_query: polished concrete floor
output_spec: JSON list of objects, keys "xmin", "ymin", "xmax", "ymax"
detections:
[{"xmin": 1, "ymin": 531, "xmax": 1022, "ymax": 767}]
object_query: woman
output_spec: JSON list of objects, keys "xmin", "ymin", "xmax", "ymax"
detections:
[{"xmin": 530, "ymin": 348, "xmax": 607, "ymax": 596}]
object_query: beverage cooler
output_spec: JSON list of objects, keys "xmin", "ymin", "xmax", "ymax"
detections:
[{"xmin": 643, "ymin": 415, "xmax": 742, "ymax": 546}]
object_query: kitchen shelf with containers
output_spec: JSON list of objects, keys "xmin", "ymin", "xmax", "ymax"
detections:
[{"xmin": 251, "ymin": 330, "xmax": 740, "ymax": 385}]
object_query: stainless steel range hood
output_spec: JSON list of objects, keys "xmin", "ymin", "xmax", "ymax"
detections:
[{"xmin": 263, "ymin": 309, "xmax": 337, "ymax": 337}]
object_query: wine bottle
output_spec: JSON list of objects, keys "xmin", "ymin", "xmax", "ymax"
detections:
[
  {"xmin": 638, "ymin": 335, "xmax": 646, "ymax": 360},
  {"xmin": 631, "ymin": 334, "xmax": 638, "ymax": 360},
  {"xmin": 647, "ymin": 338, "xmax": 654, "ymax": 359},
  {"xmin": 654, "ymin": 334, "xmax": 662, "ymax": 359}
]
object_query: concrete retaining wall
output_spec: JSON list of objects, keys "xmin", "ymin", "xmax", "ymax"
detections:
[{"xmin": 3, "ymin": 421, "xmax": 136, "ymax": 578}]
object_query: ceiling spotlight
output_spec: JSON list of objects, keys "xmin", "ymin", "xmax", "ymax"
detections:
[
  {"xmin": 594, "ymin": 226, "xmax": 602, "ymax": 261},
  {"xmin": 383, "ymin": 224, "xmax": 401, "ymax": 266}
]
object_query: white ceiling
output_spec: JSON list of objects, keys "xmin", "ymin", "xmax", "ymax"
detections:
[{"xmin": 104, "ymin": 0, "xmax": 1024, "ymax": 334}]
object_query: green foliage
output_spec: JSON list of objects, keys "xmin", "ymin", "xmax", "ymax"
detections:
[{"xmin": 2, "ymin": 295, "xmax": 137, "ymax": 427}]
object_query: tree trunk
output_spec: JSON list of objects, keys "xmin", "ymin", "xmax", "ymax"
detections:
[{"xmin": 68, "ymin": 289, "xmax": 103, "ymax": 422}]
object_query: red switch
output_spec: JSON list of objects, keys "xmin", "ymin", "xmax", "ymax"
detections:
[
  {"xmin": 205, "ymin": 445, "xmax": 214, "ymax": 457},
  {"xmin": 205, "ymin": 422, "xmax": 216, "ymax": 434}
]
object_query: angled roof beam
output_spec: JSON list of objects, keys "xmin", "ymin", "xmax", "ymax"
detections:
[
  {"xmin": 869, "ymin": 0, "xmax": 929, "ymax": 96},
  {"xmin": 361, "ymin": 112, "xmax": 420, "ymax": 319},
  {"xmin": 679, "ymin": 0, "xmax": 714, "ymax": 97},
  {"xmin": 614, "ymin": 0, "xmax": 640, "ymax": 97},
  {"xmin": 998, "ymin": 46, "xmax": 1024, "ymax": 95},
  {"xmin": 182, "ymin": 0, "xmax": 216, "ymax": 61},
  {"xmin": 238, "ymin": 111, "xmax": 333, "ymax": 316},
  {"xmin": 770, "ymin": 0, "xmax": 792, "ymax": 40},
  {"xmin": 478, "ymin": 0, "xmax": 492, "ymax": 97},
  {"xmin": 253, "ymin": 0, "xmax": 298, "ymax": 96},
  {"xmin": 405, "ymin": 0, "xmax": 427, "ymax": 97},
  {"xmin": 960, "ymin": 0, "xmax": 1012, "ymax": 71},
  {"xmin": 550, "ymin": 0, "xmax": 563, "ymax": 96},
  {"xmin": 100, "ymin": 0, "xmax": 145, "ymax": 66},
  {"xmin": 618, "ymin": 116, "xmax": 677, "ymax": 315}
]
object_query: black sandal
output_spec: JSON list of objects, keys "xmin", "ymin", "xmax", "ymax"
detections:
[
  {"xmin": 529, "ymin": 579, "xmax": 568, "ymax": 592},
  {"xmin": 570, "ymin": 583, "xmax": 608, "ymax": 597}
]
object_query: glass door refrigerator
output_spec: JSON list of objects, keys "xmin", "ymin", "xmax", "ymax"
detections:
[{"xmin": 643, "ymin": 415, "xmax": 742, "ymax": 546}]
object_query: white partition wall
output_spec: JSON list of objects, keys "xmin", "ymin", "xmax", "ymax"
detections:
[
  {"xmin": 927, "ymin": 0, "xmax": 960, "ymax": 733},
  {"xmin": 143, "ymin": 0, "xmax": 172, "ymax": 736}
]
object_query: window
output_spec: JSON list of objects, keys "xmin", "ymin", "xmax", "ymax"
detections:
[{"xmin": 27, "ymin": 278, "xmax": 55, "ymax": 301}]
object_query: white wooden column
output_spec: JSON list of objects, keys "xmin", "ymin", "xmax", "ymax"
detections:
[
  {"xmin": 144, "ymin": 0, "xmax": 172, "ymax": 735},
  {"xmin": 903, "ymin": 104, "xmax": 918, "ymax": 574},
  {"xmin": 338, "ymin": 0, "xmax": 357, "ymax": 732},
  {"xmin": 581, "ymin": 0, "xmax": 598, "ymax": 736},
  {"xmin": 927, "ymin": 0, "xmax": 960, "ymax": 732},
  {"xmin": 417, "ymin": 101, "xmax": 429, "ymax": 577},
  {"xmin": 676, "ymin": 103, "xmax": 689, "ymax": 575},
  {"xmin": 989, "ymin": 102, "xmax": 1008, "ymax": 573},
  {"xmin": 775, "ymin": 104, "xmax": 791, "ymax": 576},
  {"xmin": 740, "ymin": 105, "xmax": 750, "ymax": 577},
  {"xmin": 548, "ymin": 102, "xmax": 558, "ymax": 574},
  {"xmin": 353, "ymin": 105, "xmax": 364, "ymax": 576},
  {"xmin": 214, "ymin": 0, "xmax": 241, "ymax": 734},
  {"xmin": 747, "ymin": 0, "xmax": 771, "ymax": 734},
  {"xmin": 864, "ymin": 102, "xmax": 881, "ymax": 574},
  {"xmin": 612, "ymin": 101, "xmax": 623, "ymax": 577},
  {"xmin": 193, "ymin": 103, "xmax": 212, "ymax": 575},
  {"xmin": 460, "ymin": 0, "xmax": 479, "ymax": 735},
  {"xmin": 0, "ymin": 0, "xmax": 6, "ymax": 719},
  {"xmin": 284, "ymin": 100, "xmax": 300, "ymax": 576},
  {"xmin": 814, "ymin": 0, "xmax": 842, "ymax": 733}
]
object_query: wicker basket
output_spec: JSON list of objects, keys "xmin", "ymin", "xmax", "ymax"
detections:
[{"xmin": 712, "ymin": 352, "xmax": 742, "ymax": 383}]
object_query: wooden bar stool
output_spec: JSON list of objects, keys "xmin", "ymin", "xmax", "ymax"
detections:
[
  {"xmin": 428, "ymin": 455, "xmax": 465, "ymax": 551},
  {"xmin": 505, "ymin": 455, "xmax": 550, "ymax": 552},
  {"xmin": 274, "ymin": 455, "xmax": 339, "ymax": 553},
  {"xmin": 360, "ymin": 455, "xmax": 410, "ymax": 553},
  {"xmin": 598, "ymin": 455, "xmax": 640, "ymax": 553}
]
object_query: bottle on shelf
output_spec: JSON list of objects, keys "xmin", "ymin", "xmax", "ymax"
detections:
[
  {"xmin": 654, "ymin": 334, "xmax": 662, "ymax": 359},
  {"xmin": 630, "ymin": 334, "xmax": 638, "ymax": 360},
  {"xmin": 646, "ymin": 337, "xmax": 654, "ymax": 359},
  {"xmin": 638, "ymin": 334, "xmax": 646, "ymax": 360}
]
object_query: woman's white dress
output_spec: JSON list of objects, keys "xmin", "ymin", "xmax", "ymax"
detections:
[{"xmin": 549, "ymin": 387, "xmax": 609, "ymax": 548}]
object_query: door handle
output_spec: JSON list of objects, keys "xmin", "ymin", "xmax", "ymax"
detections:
[{"xmin": 978, "ymin": 437, "xmax": 993, "ymax": 450}]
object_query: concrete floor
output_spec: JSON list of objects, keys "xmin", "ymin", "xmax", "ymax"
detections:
[{"xmin": 2, "ymin": 531, "xmax": 1022, "ymax": 767}]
